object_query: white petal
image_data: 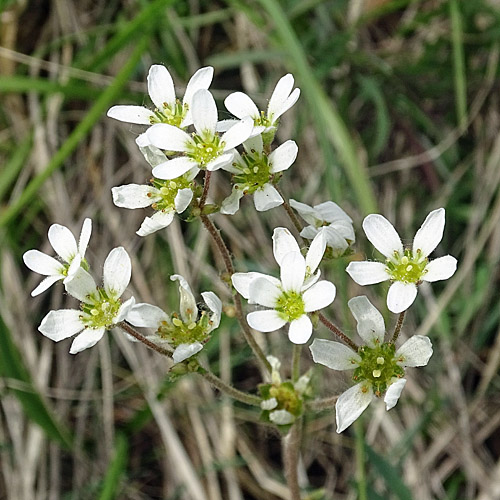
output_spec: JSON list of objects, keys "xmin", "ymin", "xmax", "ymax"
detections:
[
  {"xmin": 261, "ymin": 397, "xmax": 278, "ymax": 410},
  {"xmin": 103, "ymin": 247, "xmax": 131, "ymax": 298},
  {"xmin": 305, "ymin": 232, "xmax": 326, "ymax": 274},
  {"xmin": 231, "ymin": 272, "xmax": 280, "ymax": 300},
  {"xmin": 422, "ymin": 256, "xmax": 457, "ymax": 282},
  {"xmin": 412, "ymin": 208, "xmax": 445, "ymax": 257},
  {"xmin": 183, "ymin": 66, "xmax": 214, "ymax": 105},
  {"xmin": 174, "ymin": 188, "xmax": 193, "ymax": 213},
  {"xmin": 336, "ymin": 383, "xmax": 373, "ymax": 433},
  {"xmin": 384, "ymin": 378, "xmax": 407, "ymax": 410},
  {"xmin": 387, "ymin": 281, "xmax": 418, "ymax": 313},
  {"xmin": 39, "ymin": 309, "xmax": 84, "ymax": 341},
  {"xmin": 114, "ymin": 297, "xmax": 136, "ymax": 323},
  {"xmin": 268, "ymin": 74, "xmax": 295, "ymax": 120},
  {"xmin": 253, "ymin": 184, "xmax": 283, "ymax": 211},
  {"xmin": 171, "ymin": 274, "xmax": 197, "ymax": 323},
  {"xmin": 48, "ymin": 224, "xmax": 78, "ymax": 263},
  {"xmin": 249, "ymin": 277, "xmax": 281, "ymax": 307},
  {"xmin": 302, "ymin": 280, "xmax": 336, "ymax": 312},
  {"xmin": 280, "ymin": 252, "xmax": 305, "ymax": 293},
  {"xmin": 173, "ymin": 343, "xmax": 204, "ymax": 363},
  {"xmin": 269, "ymin": 409, "xmax": 295, "ymax": 425},
  {"xmin": 346, "ymin": 261, "xmax": 389, "ymax": 285},
  {"xmin": 309, "ymin": 339, "xmax": 361, "ymax": 370},
  {"xmin": 147, "ymin": 65, "xmax": 175, "ymax": 109},
  {"xmin": 206, "ymin": 152, "xmax": 235, "ymax": 172},
  {"xmin": 112, "ymin": 184, "xmax": 158, "ymax": 209},
  {"xmin": 316, "ymin": 201, "xmax": 353, "ymax": 223},
  {"xmin": 272, "ymin": 227, "xmax": 300, "ymax": 266},
  {"xmin": 220, "ymin": 116, "xmax": 253, "ymax": 150},
  {"xmin": 321, "ymin": 227, "xmax": 349, "ymax": 256},
  {"xmin": 78, "ymin": 218, "xmax": 92, "ymax": 256},
  {"xmin": 31, "ymin": 275, "xmax": 63, "ymax": 296},
  {"xmin": 220, "ymin": 188, "xmax": 243, "ymax": 215},
  {"xmin": 215, "ymin": 119, "xmax": 239, "ymax": 132},
  {"xmin": 64, "ymin": 268, "xmax": 98, "ymax": 302},
  {"xmin": 224, "ymin": 92, "xmax": 259, "ymax": 120},
  {"xmin": 347, "ymin": 296, "xmax": 385, "ymax": 346},
  {"xmin": 288, "ymin": 315, "xmax": 313, "ymax": 344},
  {"xmin": 242, "ymin": 134, "xmax": 263, "ymax": 154},
  {"xmin": 270, "ymin": 87, "xmax": 300, "ymax": 122},
  {"xmin": 127, "ymin": 303, "xmax": 169, "ymax": 328},
  {"xmin": 201, "ymin": 291, "xmax": 222, "ymax": 330},
  {"xmin": 300, "ymin": 226, "xmax": 319, "ymax": 239},
  {"xmin": 362, "ymin": 214, "xmax": 403, "ymax": 258},
  {"xmin": 107, "ymin": 105, "xmax": 154, "ymax": 125},
  {"xmin": 69, "ymin": 327, "xmax": 106, "ymax": 354},
  {"xmin": 289, "ymin": 199, "xmax": 319, "ymax": 226},
  {"xmin": 327, "ymin": 220, "xmax": 355, "ymax": 242},
  {"xmin": 395, "ymin": 335, "xmax": 433, "ymax": 367},
  {"xmin": 146, "ymin": 123, "xmax": 193, "ymax": 151},
  {"xmin": 23, "ymin": 250, "xmax": 64, "ymax": 276},
  {"xmin": 153, "ymin": 157, "xmax": 198, "ymax": 180},
  {"xmin": 192, "ymin": 89, "xmax": 218, "ymax": 135},
  {"xmin": 247, "ymin": 310, "xmax": 287, "ymax": 332},
  {"xmin": 66, "ymin": 254, "xmax": 82, "ymax": 279},
  {"xmin": 136, "ymin": 211, "xmax": 174, "ymax": 236},
  {"xmin": 268, "ymin": 140, "xmax": 298, "ymax": 173},
  {"xmin": 136, "ymin": 135, "xmax": 168, "ymax": 167}
]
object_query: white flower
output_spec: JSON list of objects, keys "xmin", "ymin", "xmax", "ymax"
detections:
[
  {"xmin": 220, "ymin": 135, "xmax": 298, "ymax": 214},
  {"xmin": 232, "ymin": 227, "xmax": 335, "ymax": 344},
  {"xmin": 290, "ymin": 199, "xmax": 355, "ymax": 257},
  {"xmin": 346, "ymin": 208, "xmax": 457, "ymax": 313},
  {"xmin": 112, "ymin": 169, "xmax": 197, "ymax": 237},
  {"xmin": 224, "ymin": 74, "xmax": 300, "ymax": 135},
  {"xmin": 23, "ymin": 218, "xmax": 92, "ymax": 297},
  {"xmin": 127, "ymin": 274, "xmax": 222, "ymax": 363},
  {"xmin": 38, "ymin": 247, "xmax": 135, "ymax": 354},
  {"xmin": 107, "ymin": 65, "xmax": 213, "ymax": 129},
  {"xmin": 309, "ymin": 295, "xmax": 433, "ymax": 433},
  {"xmin": 146, "ymin": 89, "xmax": 254, "ymax": 179}
]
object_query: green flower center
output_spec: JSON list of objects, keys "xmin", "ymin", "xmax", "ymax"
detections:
[
  {"xmin": 150, "ymin": 176, "xmax": 192, "ymax": 212},
  {"xmin": 149, "ymin": 99, "xmax": 188, "ymax": 128},
  {"xmin": 233, "ymin": 151, "xmax": 273, "ymax": 195},
  {"xmin": 385, "ymin": 248, "xmax": 428, "ymax": 284},
  {"xmin": 80, "ymin": 288, "xmax": 121, "ymax": 329},
  {"xmin": 275, "ymin": 291, "xmax": 305, "ymax": 322},
  {"xmin": 254, "ymin": 110, "xmax": 273, "ymax": 129},
  {"xmin": 269, "ymin": 382, "xmax": 302, "ymax": 416},
  {"xmin": 353, "ymin": 343, "xmax": 405, "ymax": 397},
  {"xmin": 186, "ymin": 133, "xmax": 224, "ymax": 167},
  {"xmin": 157, "ymin": 310, "xmax": 213, "ymax": 348}
]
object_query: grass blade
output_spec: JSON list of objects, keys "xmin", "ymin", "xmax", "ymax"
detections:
[{"xmin": 98, "ymin": 432, "xmax": 129, "ymax": 500}]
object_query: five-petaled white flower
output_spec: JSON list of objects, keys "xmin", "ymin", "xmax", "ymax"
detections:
[
  {"xmin": 224, "ymin": 74, "xmax": 300, "ymax": 138},
  {"xmin": 23, "ymin": 218, "xmax": 92, "ymax": 296},
  {"xmin": 346, "ymin": 208, "xmax": 457, "ymax": 313},
  {"xmin": 146, "ymin": 89, "xmax": 253, "ymax": 179},
  {"xmin": 107, "ymin": 65, "xmax": 213, "ymax": 129},
  {"xmin": 310, "ymin": 296, "xmax": 433, "ymax": 433},
  {"xmin": 232, "ymin": 228, "xmax": 335, "ymax": 344},
  {"xmin": 38, "ymin": 247, "xmax": 135, "ymax": 354},
  {"xmin": 220, "ymin": 135, "xmax": 298, "ymax": 214},
  {"xmin": 127, "ymin": 274, "xmax": 222, "ymax": 363},
  {"xmin": 290, "ymin": 199, "xmax": 355, "ymax": 257}
]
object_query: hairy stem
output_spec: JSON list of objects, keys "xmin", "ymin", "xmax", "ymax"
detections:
[
  {"xmin": 391, "ymin": 311, "xmax": 406, "ymax": 344},
  {"xmin": 277, "ymin": 187, "xmax": 304, "ymax": 235},
  {"xmin": 200, "ymin": 214, "xmax": 272, "ymax": 374},
  {"xmin": 117, "ymin": 322, "xmax": 172, "ymax": 357},
  {"xmin": 306, "ymin": 394, "xmax": 339, "ymax": 411},
  {"xmin": 283, "ymin": 418, "xmax": 303, "ymax": 500},
  {"xmin": 199, "ymin": 170, "xmax": 211, "ymax": 210},
  {"xmin": 318, "ymin": 313, "xmax": 359, "ymax": 351},
  {"xmin": 198, "ymin": 367, "xmax": 262, "ymax": 406},
  {"xmin": 292, "ymin": 344, "xmax": 302, "ymax": 383}
]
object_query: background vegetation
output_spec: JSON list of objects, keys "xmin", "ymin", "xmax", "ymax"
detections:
[{"xmin": 1, "ymin": 0, "xmax": 500, "ymax": 498}]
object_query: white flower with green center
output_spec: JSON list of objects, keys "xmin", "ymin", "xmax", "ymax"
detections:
[
  {"xmin": 127, "ymin": 274, "xmax": 222, "ymax": 363},
  {"xmin": 107, "ymin": 65, "xmax": 213, "ymax": 129},
  {"xmin": 289, "ymin": 199, "xmax": 355, "ymax": 257},
  {"xmin": 146, "ymin": 89, "xmax": 253, "ymax": 179},
  {"xmin": 232, "ymin": 227, "xmax": 335, "ymax": 344},
  {"xmin": 112, "ymin": 170, "xmax": 196, "ymax": 237},
  {"xmin": 23, "ymin": 218, "xmax": 92, "ymax": 296},
  {"xmin": 220, "ymin": 135, "xmax": 298, "ymax": 214},
  {"xmin": 309, "ymin": 296, "xmax": 433, "ymax": 433},
  {"xmin": 346, "ymin": 208, "xmax": 457, "ymax": 313},
  {"xmin": 224, "ymin": 74, "xmax": 300, "ymax": 142},
  {"xmin": 38, "ymin": 247, "xmax": 135, "ymax": 354}
]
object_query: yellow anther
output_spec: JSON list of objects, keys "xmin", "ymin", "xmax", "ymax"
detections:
[
  {"xmin": 172, "ymin": 318, "xmax": 183, "ymax": 327},
  {"xmin": 406, "ymin": 265, "xmax": 413, "ymax": 272},
  {"xmin": 253, "ymin": 167, "xmax": 259, "ymax": 173},
  {"xmin": 373, "ymin": 369, "xmax": 382, "ymax": 378},
  {"xmin": 187, "ymin": 322, "xmax": 196, "ymax": 330},
  {"xmin": 401, "ymin": 256, "xmax": 409, "ymax": 265},
  {"xmin": 376, "ymin": 357, "xmax": 385, "ymax": 365},
  {"xmin": 169, "ymin": 181, "xmax": 177, "ymax": 189},
  {"xmin": 91, "ymin": 309, "xmax": 99, "ymax": 316}
]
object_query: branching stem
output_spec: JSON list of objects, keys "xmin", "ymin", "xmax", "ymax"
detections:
[{"xmin": 118, "ymin": 322, "xmax": 172, "ymax": 357}]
